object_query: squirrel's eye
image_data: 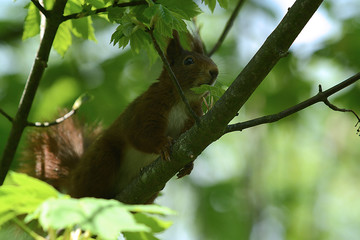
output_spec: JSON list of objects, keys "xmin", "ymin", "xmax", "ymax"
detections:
[{"xmin": 184, "ymin": 57, "xmax": 194, "ymax": 65}]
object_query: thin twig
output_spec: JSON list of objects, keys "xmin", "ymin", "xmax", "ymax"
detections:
[
  {"xmin": 319, "ymin": 84, "xmax": 360, "ymax": 122},
  {"xmin": 208, "ymin": 0, "xmax": 246, "ymax": 56},
  {"xmin": 0, "ymin": 93, "xmax": 90, "ymax": 127},
  {"xmin": 0, "ymin": 107, "xmax": 77, "ymax": 127},
  {"xmin": 226, "ymin": 73, "xmax": 360, "ymax": 133},
  {"xmin": 31, "ymin": 0, "xmax": 49, "ymax": 18},
  {"xmin": 148, "ymin": 28, "xmax": 201, "ymax": 124},
  {"xmin": 29, "ymin": 109, "xmax": 77, "ymax": 127},
  {"xmin": 0, "ymin": 109, "xmax": 13, "ymax": 123},
  {"xmin": 62, "ymin": 0, "xmax": 147, "ymax": 22}
]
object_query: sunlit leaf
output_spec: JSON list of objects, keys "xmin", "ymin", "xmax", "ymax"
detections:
[
  {"xmin": 71, "ymin": 17, "xmax": 97, "ymax": 41},
  {"xmin": 217, "ymin": 0, "xmax": 228, "ymax": 9},
  {"xmin": 86, "ymin": 0, "xmax": 109, "ymax": 8},
  {"xmin": 108, "ymin": 6, "xmax": 126, "ymax": 23},
  {"xmin": 53, "ymin": 21, "xmax": 72, "ymax": 56},
  {"xmin": 133, "ymin": 213, "xmax": 173, "ymax": 233},
  {"xmin": 123, "ymin": 231, "xmax": 159, "ymax": 240},
  {"xmin": 29, "ymin": 198, "xmax": 150, "ymax": 239},
  {"xmin": 191, "ymin": 82, "xmax": 227, "ymax": 100},
  {"xmin": 72, "ymin": 93, "xmax": 93, "ymax": 110},
  {"xmin": 157, "ymin": 0, "xmax": 202, "ymax": 20},
  {"xmin": 130, "ymin": 28, "xmax": 152, "ymax": 54},
  {"xmin": 0, "ymin": 172, "xmax": 59, "ymax": 226},
  {"xmin": 66, "ymin": 0, "xmax": 83, "ymax": 14},
  {"xmin": 22, "ymin": 2, "xmax": 40, "ymax": 40},
  {"xmin": 202, "ymin": 0, "xmax": 217, "ymax": 12}
]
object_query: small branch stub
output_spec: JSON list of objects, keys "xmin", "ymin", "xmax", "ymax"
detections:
[{"xmin": 319, "ymin": 84, "xmax": 360, "ymax": 135}]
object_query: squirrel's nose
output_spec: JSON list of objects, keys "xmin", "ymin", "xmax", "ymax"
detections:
[{"xmin": 209, "ymin": 68, "xmax": 219, "ymax": 79}]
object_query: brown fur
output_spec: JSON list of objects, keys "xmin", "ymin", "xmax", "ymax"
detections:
[{"xmin": 20, "ymin": 32, "xmax": 218, "ymax": 202}]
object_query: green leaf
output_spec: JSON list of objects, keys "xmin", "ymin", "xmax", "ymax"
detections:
[
  {"xmin": 22, "ymin": 2, "xmax": 40, "ymax": 40},
  {"xmin": 133, "ymin": 213, "xmax": 173, "ymax": 233},
  {"xmin": 0, "ymin": 172, "xmax": 59, "ymax": 226},
  {"xmin": 217, "ymin": 0, "xmax": 228, "ymax": 9},
  {"xmin": 86, "ymin": 0, "xmax": 109, "ymax": 8},
  {"xmin": 108, "ymin": 6, "xmax": 126, "ymax": 23},
  {"xmin": 30, "ymin": 198, "xmax": 150, "ymax": 239},
  {"xmin": 53, "ymin": 21, "xmax": 72, "ymax": 56},
  {"xmin": 124, "ymin": 204, "xmax": 176, "ymax": 216},
  {"xmin": 123, "ymin": 231, "xmax": 159, "ymax": 240},
  {"xmin": 66, "ymin": 0, "xmax": 83, "ymax": 14},
  {"xmin": 191, "ymin": 82, "xmax": 227, "ymax": 102},
  {"xmin": 110, "ymin": 22, "xmax": 134, "ymax": 48},
  {"xmin": 72, "ymin": 93, "xmax": 93, "ymax": 110},
  {"xmin": 71, "ymin": 17, "xmax": 97, "ymax": 41},
  {"xmin": 130, "ymin": 28, "xmax": 152, "ymax": 54},
  {"xmin": 0, "ymin": 212, "xmax": 17, "ymax": 227},
  {"xmin": 157, "ymin": 0, "xmax": 202, "ymax": 20},
  {"xmin": 202, "ymin": 0, "xmax": 217, "ymax": 12},
  {"xmin": 145, "ymin": 4, "xmax": 187, "ymax": 37}
]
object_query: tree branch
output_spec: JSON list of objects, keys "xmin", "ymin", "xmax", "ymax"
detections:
[
  {"xmin": 116, "ymin": 0, "xmax": 324, "ymax": 204},
  {"xmin": 62, "ymin": 1, "xmax": 148, "ymax": 22},
  {"xmin": 31, "ymin": 0, "xmax": 49, "ymax": 18},
  {"xmin": 226, "ymin": 73, "xmax": 360, "ymax": 133},
  {"xmin": 320, "ymin": 84, "xmax": 360, "ymax": 122},
  {"xmin": 208, "ymin": 0, "xmax": 246, "ymax": 56},
  {"xmin": 0, "ymin": 0, "xmax": 68, "ymax": 185},
  {"xmin": 148, "ymin": 29, "xmax": 201, "ymax": 124}
]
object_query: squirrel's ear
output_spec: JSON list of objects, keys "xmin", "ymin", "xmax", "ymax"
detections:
[{"xmin": 166, "ymin": 30, "xmax": 184, "ymax": 65}]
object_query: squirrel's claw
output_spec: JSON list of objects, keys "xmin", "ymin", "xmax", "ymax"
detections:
[{"xmin": 160, "ymin": 136, "xmax": 173, "ymax": 161}]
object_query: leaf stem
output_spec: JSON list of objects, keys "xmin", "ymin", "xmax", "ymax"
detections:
[{"xmin": 12, "ymin": 217, "xmax": 46, "ymax": 240}]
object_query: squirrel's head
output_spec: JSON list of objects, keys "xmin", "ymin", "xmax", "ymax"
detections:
[{"xmin": 162, "ymin": 31, "xmax": 218, "ymax": 91}]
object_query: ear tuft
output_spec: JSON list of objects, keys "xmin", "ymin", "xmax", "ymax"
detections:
[{"xmin": 189, "ymin": 30, "xmax": 204, "ymax": 54}]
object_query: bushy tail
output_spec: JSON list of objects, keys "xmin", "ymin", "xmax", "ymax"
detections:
[{"xmin": 19, "ymin": 113, "xmax": 101, "ymax": 192}]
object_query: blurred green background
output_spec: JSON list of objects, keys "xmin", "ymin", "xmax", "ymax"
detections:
[{"xmin": 1, "ymin": 0, "xmax": 360, "ymax": 239}]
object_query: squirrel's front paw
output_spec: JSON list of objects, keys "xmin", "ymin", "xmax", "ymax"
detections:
[{"xmin": 160, "ymin": 136, "xmax": 174, "ymax": 161}]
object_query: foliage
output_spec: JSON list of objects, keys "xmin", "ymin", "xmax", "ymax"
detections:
[
  {"xmin": 0, "ymin": 172, "xmax": 174, "ymax": 239},
  {"xmin": 22, "ymin": 0, "xmax": 218, "ymax": 57},
  {"xmin": 1, "ymin": 0, "xmax": 360, "ymax": 240}
]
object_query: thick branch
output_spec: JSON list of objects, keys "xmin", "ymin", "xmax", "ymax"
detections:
[
  {"xmin": 148, "ymin": 29, "xmax": 200, "ymax": 124},
  {"xmin": 0, "ymin": 0, "xmax": 68, "ymax": 185},
  {"xmin": 226, "ymin": 73, "xmax": 360, "ymax": 132},
  {"xmin": 62, "ymin": 1, "xmax": 147, "ymax": 22},
  {"xmin": 116, "ymin": 0, "xmax": 324, "ymax": 204},
  {"xmin": 208, "ymin": 0, "xmax": 246, "ymax": 56}
]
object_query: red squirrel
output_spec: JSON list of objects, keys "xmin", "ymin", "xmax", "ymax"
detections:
[{"xmin": 20, "ymin": 31, "xmax": 218, "ymax": 201}]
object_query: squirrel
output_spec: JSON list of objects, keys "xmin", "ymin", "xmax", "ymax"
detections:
[{"xmin": 20, "ymin": 31, "xmax": 218, "ymax": 201}]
